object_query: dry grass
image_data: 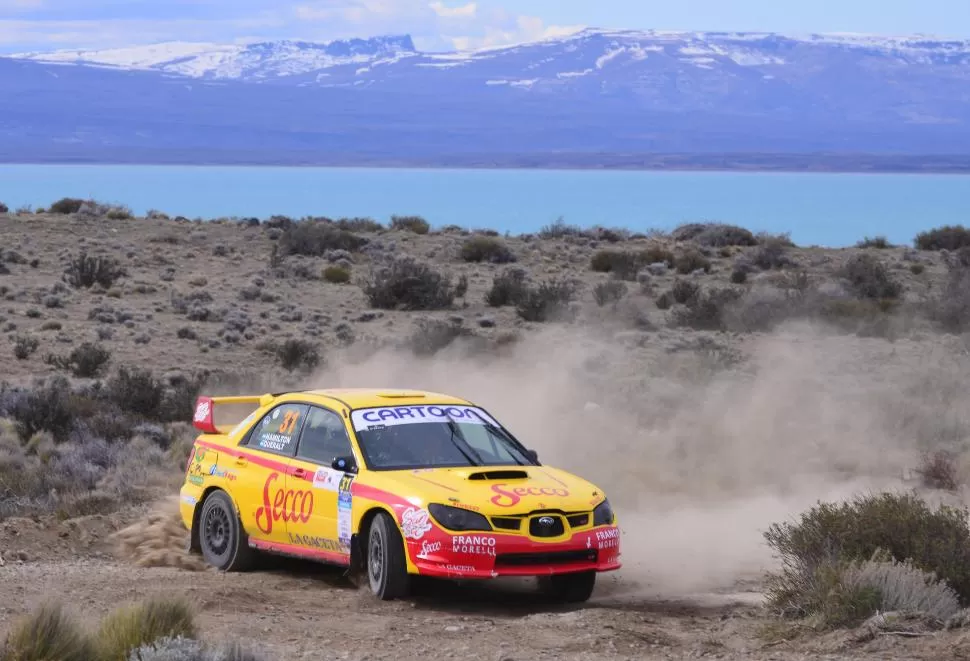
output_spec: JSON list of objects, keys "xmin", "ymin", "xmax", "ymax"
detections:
[{"xmin": 96, "ymin": 598, "xmax": 197, "ymax": 661}]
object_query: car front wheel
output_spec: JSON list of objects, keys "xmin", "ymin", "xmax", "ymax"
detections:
[
  {"xmin": 366, "ymin": 512, "xmax": 410, "ymax": 600},
  {"xmin": 198, "ymin": 490, "xmax": 255, "ymax": 572},
  {"xmin": 538, "ymin": 570, "xmax": 597, "ymax": 603}
]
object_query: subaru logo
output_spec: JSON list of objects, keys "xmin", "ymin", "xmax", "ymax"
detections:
[{"xmin": 538, "ymin": 516, "xmax": 555, "ymax": 527}]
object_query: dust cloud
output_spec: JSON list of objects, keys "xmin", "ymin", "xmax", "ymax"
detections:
[
  {"xmin": 112, "ymin": 496, "xmax": 207, "ymax": 571},
  {"xmin": 310, "ymin": 323, "xmax": 970, "ymax": 598}
]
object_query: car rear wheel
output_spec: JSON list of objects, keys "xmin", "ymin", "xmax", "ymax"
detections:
[
  {"xmin": 538, "ymin": 570, "xmax": 597, "ymax": 603},
  {"xmin": 198, "ymin": 490, "xmax": 255, "ymax": 572},
  {"xmin": 367, "ymin": 512, "xmax": 410, "ymax": 600}
]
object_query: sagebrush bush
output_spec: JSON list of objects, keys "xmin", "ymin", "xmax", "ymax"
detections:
[
  {"xmin": 485, "ymin": 268, "xmax": 529, "ymax": 307},
  {"xmin": 671, "ymin": 222, "xmax": 758, "ymax": 247},
  {"xmin": 460, "ymin": 236, "xmax": 516, "ymax": 264},
  {"xmin": 915, "ymin": 450, "xmax": 958, "ymax": 491},
  {"xmin": 279, "ymin": 221, "xmax": 367, "ymax": 256},
  {"xmin": 751, "ymin": 234, "xmax": 793, "ymax": 270},
  {"xmin": 537, "ymin": 218, "xmax": 583, "ymax": 239},
  {"xmin": 334, "ymin": 217, "xmax": 383, "ymax": 233},
  {"xmin": 362, "ymin": 258, "xmax": 457, "ymax": 310},
  {"xmin": 590, "ymin": 250, "xmax": 647, "ymax": 281},
  {"xmin": 674, "ymin": 249, "xmax": 712, "ymax": 275},
  {"xmin": 96, "ymin": 598, "xmax": 197, "ymax": 661},
  {"xmin": 1, "ymin": 376, "xmax": 76, "ymax": 442},
  {"xmin": 764, "ymin": 492, "xmax": 970, "ymax": 614},
  {"xmin": 843, "ymin": 554, "xmax": 961, "ymax": 623},
  {"xmin": 915, "ymin": 225, "xmax": 970, "ymax": 251},
  {"xmin": 408, "ymin": 319, "xmax": 474, "ymax": 357},
  {"xmin": 929, "ymin": 265, "xmax": 970, "ymax": 332},
  {"xmin": 670, "ymin": 288, "xmax": 742, "ymax": 331},
  {"xmin": 275, "ymin": 339, "xmax": 321, "ymax": 371},
  {"xmin": 12, "ymin": 335, "xmax": 38, "ymax": 360},
  {"xmin": 0, "ymin": 602, "xmax": 95, "ymax": 661},
  {"xmin": 515, "ymin": 279, "xmax": 578, "ymax": 322},
  {"xmin": 45, "ymin": 342, "xmax": 111, "ymax": 378},
  {"xmin": 64, "ymin": 252, "xmax": 126, "ymax": 289},
  {"xmin": 671, "ymin": 279, "xmax": 700, "ymax": 305},
  {"xmin": 390, "ymin": 215, "xmax": 430, "ymax": 234},
  {"xmin": 839, "ymin": 254, "xmax": 902, "ymax": 300},
  {"xmin": 128, "ymin": 637, "xmax": 265, "ymax": 661}
]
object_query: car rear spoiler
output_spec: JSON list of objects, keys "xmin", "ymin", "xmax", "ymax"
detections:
[{"xmin": 192, "ymin": 394, "xmax": 276, "ymax": 434}]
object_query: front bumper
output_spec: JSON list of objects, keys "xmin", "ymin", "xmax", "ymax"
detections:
[{"xmin": 406, "ymin": 524, "xmax": 621, "ymax": 579}]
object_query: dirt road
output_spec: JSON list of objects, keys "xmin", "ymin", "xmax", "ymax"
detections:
[{"xmin": 0, "ymin": 508, "xmax": 966, "ymax": 661}]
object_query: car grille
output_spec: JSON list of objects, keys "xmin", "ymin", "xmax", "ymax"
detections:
[
  {"xmin": 496, "ymin": 549, "xmax": 598, "ymax": 566},
  {"xmin": 489, "ymin": 509, "xmax": 593, "ymax": 538}
]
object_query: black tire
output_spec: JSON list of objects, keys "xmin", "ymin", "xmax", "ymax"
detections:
[
  {"xmin": 538, "ymin": 571, "xmax": 597, "ymax": 603},
  {"xmin": 366, "ymin": 512, "xmax": 411, "ymax": 600},
  {"xmin": 198, "ymin": 490, "xmax": 256, "ymax": 572}
]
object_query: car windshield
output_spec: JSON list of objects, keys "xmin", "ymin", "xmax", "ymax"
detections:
[{"xmin": 350, "ymin": 404, "xmax": 535, "ymax": 470}]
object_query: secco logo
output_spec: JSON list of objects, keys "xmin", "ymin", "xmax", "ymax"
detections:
[
  {"xmin": 417, "ymin": 540, "xmax": 442, "ymax": 557},
  {"xmin": 489, "ymin": 483, "xmax": 569, "ymax": 508},
  {"xmin": 255, "ymin": 472, "xmax": 313, "ymax": 534}
]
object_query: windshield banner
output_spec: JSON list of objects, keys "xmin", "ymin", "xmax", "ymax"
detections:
[{"xmin": 351, "ymin": 405, "xmax": 500, "ymax": 431}]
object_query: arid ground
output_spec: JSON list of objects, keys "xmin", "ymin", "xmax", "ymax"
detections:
[{"xmin": 2, "ymin": 206, "xmax": 970, "ymax": 659}]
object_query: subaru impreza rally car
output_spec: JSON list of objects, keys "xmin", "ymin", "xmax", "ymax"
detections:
[{"xmin": 179, "ymin": 388, "xmax": 621, "ymax": 602}]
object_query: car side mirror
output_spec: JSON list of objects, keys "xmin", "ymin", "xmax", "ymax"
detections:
[
  {"xmin": 526, "ymin": 450, "xmax": 539, "ymax": 463},
  {"xmin": 332, "ymin": 456, "xmax": 357, "ymax": 473}
]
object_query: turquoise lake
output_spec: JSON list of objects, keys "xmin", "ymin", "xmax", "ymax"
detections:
[{"xmin": 2, "ymin": 164, "xmax": 968, "ymax": 247}]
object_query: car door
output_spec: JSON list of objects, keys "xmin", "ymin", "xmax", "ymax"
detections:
[
  {"xmin": 286, "ymin": 404, "xmax": 359, "ymax": 562},
  {"xmin": 235, "ymin": 402, "xmax": 310, "ymax": 546}
]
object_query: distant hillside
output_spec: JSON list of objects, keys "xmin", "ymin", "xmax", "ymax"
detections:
[{"xmin": 4, "ymin": 29, "xmax": 970, "ymax": 169}]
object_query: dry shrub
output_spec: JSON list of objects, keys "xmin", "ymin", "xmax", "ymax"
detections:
[
  {"xmin": 915, "ymin": 450, "xmax": 958, "ymax": 491},
  {"xmin": 915, "ymin": 225, "xmax": 970, "ymax": 251},
  {"xmin": 275, "ymin": 338, "xmax": 321, "ymax": 371},
  {"xmin": 929, "ymin": 265, "xmax": 970, "ymax": 333},
  {"xmin": 48, "ymin": 197, "xmax": 87, "ymax": 215},
  {"xmin": 64, "ymin": 252, "xmax": 126, "ymax": 289},
  {"xmin": 460, "ymin": 236, "xmax": 516, "ymax": 264},
  {"xmin": 485, "ymin": 268, "xmax": 529, "ymax": 308},
  {"xmin": 0, "ymin": 603, "xmax": 95, "ymax": 661},
  {"xmin": 751, "ymin": 233, "xmax": 794, "ymax": 270},
  {"xmin": 362, "ymin": 257, "xmax": 457, "ymax": 311},
  {"xmin": 111, "ymin": 497, "xmax": 206, "ymax": 571},
  {"xmin": 322, "ymin": 265, "xmax": 351, "ymax": 284},
  {"xmin": 593, "ymin": 281, "xmax": 627, "ymax": 307},
  {"xmin": 390, "ymin": 215, "xmax": 430, "ymax": 234},
  {"xmin": 96, "ymin": 598, "xmax": 196, "ymax": 661},
  {"xmin": 843, "ymin": 554, "xmax": 961, "ymax": 623},
  {"xmin": 408, "ymin": 319, "xmax": 474, "ymax": 357},
  {"xmin": 839, "ymin": 254, "xmax": 902, "ymax": 300},
  {"xmin": 515, "ymin": 279, "xmax": 579, "ymax": 322},
  {"xmin": 673, "ymin": 249, "xmax": 711, "ymax": 275},
  {"xmin": 44, "ymin": 342, "xmax": 111, "ymax": 378},
  {"xmin": 764, "ymin": 492, "xmax": 970, "ymax": 619},
  {"xmin": 671, "ymin": 288, "xmax": 743, "ymax": 331},
  {"xmin": 128, "ymin": 637, "xmax": 266, "ymax": 661},
  {"xmin": 856, "ymin": 236, "xmax": 893, "ymax": 249},
  {"xmin": 279, "ymin": 221, "xmax": 367, "ymax": 256},
  {"xmin": 671, "ymin": 222, "xmax": 758, "ymax": 247}
]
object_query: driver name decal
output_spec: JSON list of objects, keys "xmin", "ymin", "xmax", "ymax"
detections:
[
  {"xmin": 490, "ymin": 483, "xmax": 570, "ymax": 508},
  {"xmin": 351, "ymin": 405, "xmax": 499, "ymax": 431},
  {"xmin": 400, "ymin": 507, "xmax": 433, "ymax": 540}
]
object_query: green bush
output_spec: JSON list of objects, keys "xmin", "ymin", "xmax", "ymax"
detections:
[
  {"xmin": 322, "ymin": 266, "xmax": 351, "ymax": 284},
  {"xmin": 390, "ymin": 215, "xmax": 430, "ymax": 234},
  {"xmin": 334, "ymin": 217, "xmax": 383, "ymax": 233},
  {"xmin": 460, "ymin": 236, "xmax": 516, "ymax": 264},
  {"xmin": 48, "ymin": 198, "xmax": 87, "ymax": 215},
  {"xmin": 764, "ymin": 492, "xmax": 970, "ymax": 617},
  {"xmin": 591, "ymin": 246, "xmax": 674, "ymax": 281},
  {"xmin": 485, "ymin": 268, "xmax": 529, "ymax": 308},
  {"xmin": 12, "ymin": 335, "xmax": 38, "ymax": 360},
  {"xmin": 915, "ymin": 225, "xmax": 970, "ymax": 251},
  {"xmin": 362, "ymin": 258, "xmax": 457, "ymax": 311},
  {"xmin": 96, "ymin": 598, "xmax": 196, "ymax": 661},
  {"xmin": 275, "ymin": 339, "xmax": 321, "ymax": 372},
  {"xmin": 671, "ymin": 279, "xmax": 700, "ymax": 305},
  {"xmin": 44, "ymin": 342, "xmax": 111, "ymax": 378},
  {"xmin": 856, "ymin": 236, "xmax": 893, "ymax": 249},
  {"xmin": 0, "ymin": 602, "xmax": 95, "ymax": 661},
  {"xmin": 674, "ymin": 249, "xmax": 712, "ymax": 275}
]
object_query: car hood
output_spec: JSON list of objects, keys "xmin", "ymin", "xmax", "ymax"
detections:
[{"xmin": 375, "ymin": 465, "xmax": 605, "ymax": 515}]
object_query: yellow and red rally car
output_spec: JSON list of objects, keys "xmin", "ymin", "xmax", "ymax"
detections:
[{"xmin": 179, "ymin": 388, "xmax": 621, "ymax": 602}]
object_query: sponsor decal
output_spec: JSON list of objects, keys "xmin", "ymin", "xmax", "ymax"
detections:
[
  {"xmin": 336, "ymin": 473, "xmax": 354, "ymax": 546},
  {"xmin": 351, "ymin": 405, "xmax": 499, "ymax": 431},
  {"xmin": 255, "ymin": 472, "xmax": 313, "ymax": 534},
  {"xmin": 208, "ymin": 465, "xmax": 236, "ymax": 481},
  {"xmin": 444, "ymin": 564, "xmax": 476, "ymax": 572},
  {"xmin": 416, "ymin": 539, "xmax": 442, "ymax": 559},
  {"xmin": 188, "ymin": 476, "xmax": 204, "ymax": 486},
  {"xmin": 489, "ymin": 483, "xmax": 570, "ymax": 508},
  {"xmin": 193, "ymin": 400, "xmax": 211, "ymax": 423},
  {"xmin": 400, "ymin": 507, "xmax": 433, "ymax": 540},
  {"xmin": 258, "ymin": 433, "xmax": 291, "ymax": 451},
  {"xmin": 452, "ymin": 534, "xmax": 497, "ymax": 556},
  {"xmin": 595, "ymin": 528, "xmax": 619, "ymax": 549},
  {"xmin": 288, "ymin": 533, "xmax": 347, "ymax": 553},
  {"xmin": 312, "ymin": 467, "xmax": 343, "ymax": 492},
  {"xmin": 181, "ymin": 494, "xmax": 198, "ymax": 506}
]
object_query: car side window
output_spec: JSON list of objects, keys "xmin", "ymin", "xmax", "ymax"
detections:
[
  {"xmin": 242, "ymin": 403, "xmax": 309, "ymax": 458},
  {"xmin": 297, "ymin": 406, "xmax": 354, "ymax": 466}
]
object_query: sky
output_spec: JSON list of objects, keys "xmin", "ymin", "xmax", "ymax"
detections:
[{"xmin": 1, "ymin": 0, "xmax": 969, "ymax": 53}]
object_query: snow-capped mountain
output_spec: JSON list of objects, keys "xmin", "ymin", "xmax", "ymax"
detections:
[
  {"xmin": 11, "ymin": 35, "xmax": 416, "ymax": 80},
  {"xmin": 4, "ymin": 28, "xmax": 970, "ymax": 167}
]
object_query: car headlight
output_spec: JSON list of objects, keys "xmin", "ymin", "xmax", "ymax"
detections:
[
  {"xmin": 593, "ymin": 498, "xmax": 614, "ymax": 526},
  {"xmin": 428, "ymin": 503, "xmax": 493, "ymax": 532}
]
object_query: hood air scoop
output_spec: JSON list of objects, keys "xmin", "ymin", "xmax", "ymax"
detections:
[{"xmin": 467, "ymin": 470, "xmax": 530, "ymax": 481}]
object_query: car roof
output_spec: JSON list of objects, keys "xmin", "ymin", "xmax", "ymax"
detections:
[{"xmin": 278, "ymin": 388, "xmax": 476, "ymax": 411}]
